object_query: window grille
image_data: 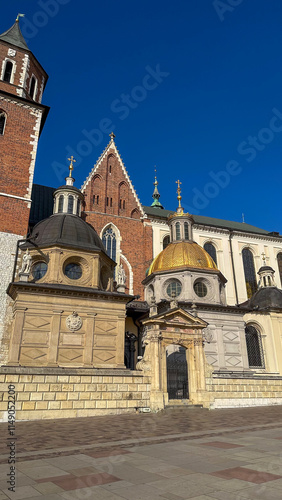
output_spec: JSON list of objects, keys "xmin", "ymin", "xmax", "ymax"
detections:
[
  {"xmin": 58, "ymin": 195, "xmax": 64, "ymax": 213},
  {"xmin": 67, "ymin": 195, "xmax": 74, "ymax": 214},
  {"xmin": 245, "ymin": 325, "xmax": 264, "ymax": 368},
  {"xmin": 102, "ymin": 227, "xmax": 117, "ymax": 262},
  {"xmin": 175, "ymin": 222, "xmax": 181, "ymax": 240},
  {"xmin": 184, "ymin": 222, "xmax": 189, "ymax": 240},
  {"xmin": 242, "ymin": 248, "xmax": 257, "ymax": 298},
  {"xmin": 204, "ymin": 242, "xmax": 217, "ymax": 265}
]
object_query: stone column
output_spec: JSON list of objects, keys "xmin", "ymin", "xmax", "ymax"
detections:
[{"xmin": 148, "ymin": 327, "xmax": 164, "ymax": 411}]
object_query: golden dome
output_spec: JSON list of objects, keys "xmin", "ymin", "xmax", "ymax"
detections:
[{"xmin": 148, "ymin": 241, "xmax": 217, "ymax": 275}]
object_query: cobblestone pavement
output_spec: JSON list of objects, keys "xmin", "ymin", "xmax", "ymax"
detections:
[{"xmin": 1, "ymin": 406, "xmax": 282, "ymax": 499}]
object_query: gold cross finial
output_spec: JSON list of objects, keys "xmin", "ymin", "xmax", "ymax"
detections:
[
  {"xmin": 262, "ymin": 252, "xmax": 266, "ymax": 265},
  {"xmin": 109, "ymin": 132, "xmax": 116, "ymax": 141},
  {"xmin": 176, "ymin": 180, "xmax": 182, "ymax": 209},
  {"xmin": 67, "ymin": 155, "xmax": 76, "ymax": 177}
]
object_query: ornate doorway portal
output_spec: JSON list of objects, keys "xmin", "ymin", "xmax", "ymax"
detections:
[{"xmin": 166, "ymin": 345, "xmax": 188, "ymax": 400}]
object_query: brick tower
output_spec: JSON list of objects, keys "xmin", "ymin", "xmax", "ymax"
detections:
[{"xmin": 0, "ymin": 16, "xmax": 49, "ymax": 360}]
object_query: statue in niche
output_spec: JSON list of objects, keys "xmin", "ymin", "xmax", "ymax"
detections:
[
  {"xmin": 117, "ymin": 263, "xmax": 126, "ymax": 285},
  {"xmin": 19, "ymin": 249, "xmax": 32, "ymax": 274}
]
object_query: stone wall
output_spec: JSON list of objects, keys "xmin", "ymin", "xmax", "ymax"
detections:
[
  {"xmin": 0, "ymin": 367, "xmax": 151, "ymax": 421},
  {"xmin": 208, "ymin": 373, "xmax": 282, "ymax": 408},
  {"xmin": 0, "ymin": 231, "xmax": 21, "ymax": 364}
]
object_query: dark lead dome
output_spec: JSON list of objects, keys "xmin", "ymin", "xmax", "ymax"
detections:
[
  {"xmin": 249, "ymin": 287, "xmax": 282, "ymax": 310},
  {"xmin": 24, "ymin": 214, "xmax": 106, "ymax": 252}
]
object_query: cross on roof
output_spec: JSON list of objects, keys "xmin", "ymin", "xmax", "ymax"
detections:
[
  {"xmin": 109, "ymin": 132, "xmax": 116, "ymax": 141},
  {"xmin": 67, "ymin": 155, "xmax": 76, "ymax": 177},
  {"xmin": 262, "ymin": 252, "xmax": 267, "ymax": 265}
]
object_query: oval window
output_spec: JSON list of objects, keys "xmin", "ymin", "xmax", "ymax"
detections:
[
  {"xmin": 64, "ymin": 263, "xmax": 82, "ymax": 280},
  {"xmin": 194, "ymin": 281, "xmax": 208, "ymax": 297},
  {"xmin": 166, "ymin": 280, "xmax": 182, "ymax": 298},
  {"xmin": 32, "ymin": 262, "xmax": 47, "ymax": 280}
]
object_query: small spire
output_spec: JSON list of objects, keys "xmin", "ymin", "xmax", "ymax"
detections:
[
  {"xmin": 109, "ymin": 132, "xmax": 116, "ymax": 141},
  {"xmin": 176, "ymin": 179, "xmax": 183, "ymax": 214},
  {"xmin": 151, "ymin": 167, "xmax": 163, "ymax": 208}
]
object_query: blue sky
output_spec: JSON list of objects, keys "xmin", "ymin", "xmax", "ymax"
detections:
[{"xmin": 2, "ymin": 0, "xmax": 282, "ymax": 232}]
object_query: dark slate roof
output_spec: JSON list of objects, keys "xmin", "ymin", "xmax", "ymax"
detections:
[
  {"xmin": 248, "ymin": 287, "xmax": 282, "ymax": 310},
  {"xmin": 143, "ymin": 206, "xmax": 272, "ymax": 236},
  {"xmin": 0, "ymin": 21, "xmax": 29, "ymax": 50},
  {"xmin": 23, "ymin": 214, "xmax": 106, "ymax": 252},
  {"xmin": 29, "ymin": 184, "xmax": 55, "ymax": 228}
]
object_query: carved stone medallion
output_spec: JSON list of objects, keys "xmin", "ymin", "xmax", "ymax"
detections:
[
  {"xmin": 203, "ymin": 328, "xmax": 213, "ymax": 343},
  {"xmin": 66, "ymin": 311, "xmax": 82, "ymax": 332}
]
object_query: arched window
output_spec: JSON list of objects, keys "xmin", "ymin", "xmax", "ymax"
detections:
[
  {"xmin": 242, "ymin": 248, "xmax": 257, "ymax": 298},
  {"xmin": 76, "ymin": 199, "xmax": 80, "ymax": 215},
  {"xmin": 204, "ymin": 242, "xmax": 217, "ymax": 266},
  {"xmin": 175, "ymin": 222, "xmax": 181, "ymax": 241},
  {"xmin": 277, "ymin": 253, "xmax": 282, "ymax": 287},
  {"xmin": 0, "ymin": 111, "xmax": 6, "ymax": 135},
  {"xmin": 67, "ymin": 195, "xmax": 74, "ymax": 214},
  {"xmin": 163, "ymin": 235, "xmax": 170, "ymax": 250},
  {"xmin": 184, "ymin": 222, "xmax": 189, "ymax": 240},
  {"xmin": 29, "ymin": 76, "xmax": 37, "ymax": 100},
  {"xmin": 58, "ymin": 195, "xmax": 64, "ymax": 213},
  {"xmin": 3, "ymin": 61, "xmax": 13, "ymax": 83},
  {"xmin": 102, "ymin": 227, "xmax": 117, "ymax": 262},
  {"xmin": 245, "ymin": 325, "xmax": 264, "ymax": 368}
]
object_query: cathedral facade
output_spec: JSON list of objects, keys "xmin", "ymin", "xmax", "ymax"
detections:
[{"xmin": 1, "ymin": 18, "xmax": 282, "ymax": 420}]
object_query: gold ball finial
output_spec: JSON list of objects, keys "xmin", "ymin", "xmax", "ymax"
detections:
[
  {"xmin": 176, "ymin": 179, "xmax": 182, "ymax": 211},
  {"xmin": 67, "ymin": 155, "xmax": 76, "ymax": 177}
]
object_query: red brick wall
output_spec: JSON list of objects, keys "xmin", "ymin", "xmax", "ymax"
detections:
[
  {"xmin": 83, "ymin": 147, "xmax": 153, "ymax": 298},
  {"xmin": 0, "ymin": 98, "xmax": 42, "ymax": 197},
  {"xmin": 0, "ymin": 196, "xmax": 30, "ymax": 235}
]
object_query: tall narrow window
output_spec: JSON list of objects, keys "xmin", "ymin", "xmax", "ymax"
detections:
[
  {"xmin": 67, "ymin": 195, "xmax": 74, "ymax": 214},
  {"xmin": 245, "ymin": 325, "xmax": 264, "ymax": 368},
  {"xmin": 106, "ymin": 197, "xmax": 109, "ymax": 207},
  {"xmin": 96, "ymin": 195, "xmax": 99, "ymax": 205},
  {"xmin": 184, "ymin": 222, "xmax": 189, "ymax": 240},
  {"xmin": 0, "ymin": 111, "xmax": 6, "ymax": 135},
  {"xmin": 102, "ymin": 227, "xmax": 117, "ymax": 262},
  {"xmin": 123, "ymin": 200, "xmax": 125, "ymax": 209},
  {"xmin": 163, "ymin": 235, "xmax": 170, "ymax": 250},
  {"xmin": 58, "ymin": 195, "xmax": 64, "ymax": 213},
  {"xmin": 3, "ymin": 61, "xmax": 13, "ymax": 83},
  {"xmin": 76, "ymin": 199, "xmax": 80, "ymax": 215},
  {"xmin": 93, "ymin": 195, "xmax": 95, "ymax": 205},
  {"xmin": 204, "ymin": 242, "xmax": 217, "ymax": 266},
  {"xmin": 277, "ymin": 253, "xmax": 282, "ymax": 287},
  {"xmin": 110, "ymin": 198, "xmax": 112, "ymax": 207},
  {"xmin": 175, "ymin": 222, "xmax": 181, "ymax": 241},
  {"xmin": 242, "ymin": 248, "xmax": 257, "ymax": 298},
  {"xmin": 29, "ymin": 76, "xmax": 37, "ymax": 100},
  {"xmin": 109, "ymin": 165, "xmax": 112, "ymax": 173}
]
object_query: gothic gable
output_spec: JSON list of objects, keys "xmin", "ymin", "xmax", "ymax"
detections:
[{"xmin": 81, "ymin": 137, "xmax": 144, "ymax": 218}]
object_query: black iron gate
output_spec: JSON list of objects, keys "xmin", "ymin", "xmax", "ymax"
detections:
[{"xmin": 166, "ymin": 346, "xmax": 189, "ymax": 400}]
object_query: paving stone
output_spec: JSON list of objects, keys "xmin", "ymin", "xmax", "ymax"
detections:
[
  {"xmin": 2, "ymin": 485, "xmax": 41, "ymax": 500},
  {"xmin": 33, "ymin": 481, "xmax": 64, "ymax": 494}
]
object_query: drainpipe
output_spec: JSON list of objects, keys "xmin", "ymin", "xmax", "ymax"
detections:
[{"xmin": 229, "ymin": 231, "xmax": 239, "ymax": 306}]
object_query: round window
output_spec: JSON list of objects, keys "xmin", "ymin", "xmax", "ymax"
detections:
[
  {"xmin": 194, "ymin": 281, "xmax": 208, "ymax": 297},
  {"xmin": 166, "ymin": 280, "xmax": 182, "ymax": 298},
  {"xmin": 32, "ymin": 262, "xmax": 47, "ymax": 280},
  {"xmin": 64, "ymin": 263, "xmax": 82, "ymax": 280}
]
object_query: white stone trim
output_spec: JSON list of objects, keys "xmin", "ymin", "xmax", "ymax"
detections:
[
  {"xmin": 81, "ymin": 139, "xmax": 145, "ymax": 217},
  {"xmin": 1, "ymin": 57, "xmax": 16, "ymax": 84}
]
